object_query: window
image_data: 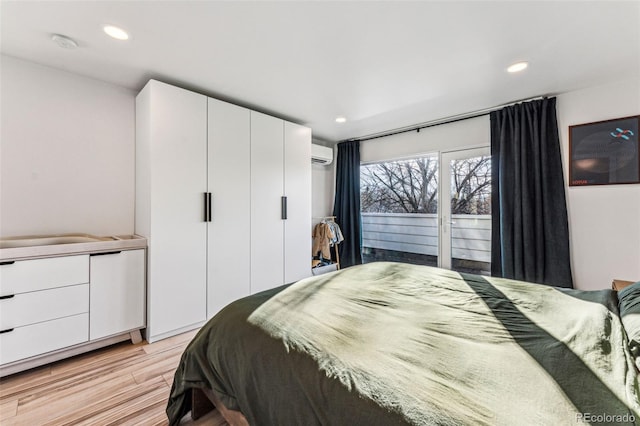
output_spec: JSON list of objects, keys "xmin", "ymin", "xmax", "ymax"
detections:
[{"xmin": 360, "ymin": 150, "xmax": 491, "ymax": 274}]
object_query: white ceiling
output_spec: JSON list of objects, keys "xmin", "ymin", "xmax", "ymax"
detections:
[{"xmin": 1, "ymin": 1, "xmax": 639, "ymax": 143}]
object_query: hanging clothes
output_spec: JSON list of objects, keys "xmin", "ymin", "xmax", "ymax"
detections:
[
  {"xmin": 312, "ymin": 222, "xmax": 333, "ymax": 260},
  {"xmin": 326, "ymin": 220, "xmax": 344, "ymax": 246}
]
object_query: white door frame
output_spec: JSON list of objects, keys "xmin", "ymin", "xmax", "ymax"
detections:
[{"xmin": 438, "ymin": 147, "xmax": 490, "ymax": 270}]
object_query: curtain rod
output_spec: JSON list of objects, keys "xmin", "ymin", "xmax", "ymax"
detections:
[{"xmin": 347, "ymin": 94, "xmax": 552, "ymax": 143}]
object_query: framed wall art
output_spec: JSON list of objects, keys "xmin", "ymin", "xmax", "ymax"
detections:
[{"xmin": 569, "ymin": 115, "xmax": 639, "ymax": 186}]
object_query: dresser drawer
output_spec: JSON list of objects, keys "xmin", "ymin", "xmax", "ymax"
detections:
[
  {"xmin": 0, "ymin": 313, "xmax": 89, "ymax": 365},
  {"xmin": 0, "ymin": 255, "xmax": 89, "ymax": 296},
  {"xmin": 0, "ymin": 284, "xmax": 89, "ymax": 330}
]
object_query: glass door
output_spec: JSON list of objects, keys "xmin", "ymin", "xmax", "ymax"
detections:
[
  {"xmin": 439, "ymin": 148, "xmax": 491, "ymax": 274},
  {"xmin": 360, "ymin": 155, "xmax": 439, "ymax": 266}
]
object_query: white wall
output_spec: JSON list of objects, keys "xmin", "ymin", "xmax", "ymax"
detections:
[
  {"xmin": 360, "ymin": 115, "xmax": 490, "ymax": 163},
  {"xmin": 0, "ymin": 55, "xmax": 135, "ymax": 237},
  {"xmin": 311, "ymin": 139, "xmax": 335, "ymax": 221},
  {"xmin": 556, "ymin": 78, "xmax": 640, "ymax": 290},
  {"xmin": 312, "ymin": 163, "xmax": 334, "ymax": 218}
]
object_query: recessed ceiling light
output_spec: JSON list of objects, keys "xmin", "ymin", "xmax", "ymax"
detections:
[
  {"xmin": 103, "ymin": 25, "xmax": 129, "ymax": 40},
  {"xmin": 335, "ymin": 117, "xmax": 347, "ymax": 123},
  {"xmin": 507, "ymin": 61, "xmax": 528, "ymax": 73},
  {"xmin": 51, "ymin": 34, "xmax": 78, "ymax": 49}
]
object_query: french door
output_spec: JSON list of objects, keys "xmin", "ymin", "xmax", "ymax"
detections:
[{"xmin": 439, "ymin": 148, "xmax": 491, "ymax": 274}]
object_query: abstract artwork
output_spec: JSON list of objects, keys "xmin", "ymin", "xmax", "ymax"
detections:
[{"xmin": 569, "ymin": 116, "xmax": 639, "ymax": 186}]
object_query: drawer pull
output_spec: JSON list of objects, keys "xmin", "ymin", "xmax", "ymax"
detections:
[
  {"xmin": 90, "ymin": 251, "xmax": 122, "ymax": 257},
  {"xmin": 0, "ymin": 261, "xmax": 15, "ymax": 266},
  {"xmin": 0, "ymin": 328, "xmax": 14, "ymax": 334},
  {"xmin": 0, "ymin": 294, "xmax": 15, "ymax": 300}
]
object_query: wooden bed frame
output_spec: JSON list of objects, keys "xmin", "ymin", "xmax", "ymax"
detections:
[{"xmin": 191, "ymin": 387, "xmax": 249, "ymax": 426}]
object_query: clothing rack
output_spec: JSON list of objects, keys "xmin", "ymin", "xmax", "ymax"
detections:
[{"xmin": 313, "ymin": 216, "xmax": 340, "ymax": 270}]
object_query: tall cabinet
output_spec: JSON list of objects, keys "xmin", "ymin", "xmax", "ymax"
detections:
[
  {"xmin": 207, "ymin": 98, "xmax": 251, "ymax": 316},
  {"xmin": 136, "ymin": 80, "xmax": 311, "ymax": 342},
  {"xmin": 251, "ymin": 112, "xmax": 312, "ymax": 294},
  {"xmin": 136, "ymin": 80, "xmax": 208, "ymax": 343},
  {"xmin": 283, "ymin": 121, "xmax": 314, "ymax": 284}
]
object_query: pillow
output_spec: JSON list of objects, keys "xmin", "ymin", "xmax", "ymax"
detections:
[{"xmin": 617, "ymin": 281, "xmax": 640, "ymax": 366}]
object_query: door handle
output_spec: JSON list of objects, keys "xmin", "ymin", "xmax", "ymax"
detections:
[
  {"xmin": 281, "ymin": 196, "xmax": 288, "ymax": 220},
  {"xmin": 203, "ymin": 192, "xmax": 213, "ymax": 222},
  {"xmin": 203, "ymin": 192, "xmax": 209, "ymax": 222}
]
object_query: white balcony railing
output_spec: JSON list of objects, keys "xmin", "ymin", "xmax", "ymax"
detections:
[{"xmin": 362, "ymin": 212, "xmax": 491, "ymax": 263}]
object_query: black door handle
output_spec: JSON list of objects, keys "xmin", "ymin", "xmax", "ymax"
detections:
[
  {"xmin": 281, "ymin": 196, "xmax": 288, "ymax": 220},
  {"xmin": 203, "ymin": 192, "xmax": 212, "ymax": 222},
  {"xmin": 203, "ymin": 192, "xmax": 209, "ymax": 222}
]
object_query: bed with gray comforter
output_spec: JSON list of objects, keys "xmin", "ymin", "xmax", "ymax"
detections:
[{"xmin": 167, "ymin": 262, "xmax": 640, "ymax": 425}]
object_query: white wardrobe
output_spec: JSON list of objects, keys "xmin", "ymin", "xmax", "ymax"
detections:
[{"xmin": 136, "ymin": 80, "xmax": 311, "ymax": 342}]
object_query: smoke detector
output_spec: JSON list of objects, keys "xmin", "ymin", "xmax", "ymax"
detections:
[{"xmin": 51, "ymin": 34, "xmax": 78, "ymax": 49}]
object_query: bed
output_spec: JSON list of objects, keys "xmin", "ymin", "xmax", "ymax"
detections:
[{"xmin": 166, "ymin": 262, "xmax": 640, "ymax": 425}]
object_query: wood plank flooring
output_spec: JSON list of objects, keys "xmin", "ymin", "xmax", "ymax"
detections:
[{"xmin": 0, "ymin": 330, "xmax": 229, "ymax": 425}]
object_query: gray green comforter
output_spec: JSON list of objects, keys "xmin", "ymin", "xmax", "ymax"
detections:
[{"xmin": 167, "ymin": 262, "xmax": 640, "ymax": 425}]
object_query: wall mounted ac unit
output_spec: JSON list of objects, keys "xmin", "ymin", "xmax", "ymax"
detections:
[{"xmin": 311, "ymin": 143, "xmax": 333, "ymax": 165}]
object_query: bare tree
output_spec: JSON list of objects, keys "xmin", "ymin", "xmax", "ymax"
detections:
[
  {"xmin": 450, "ymin": 156, "xmax": 491, "ymax": 214},
  {"xmin": 361, "ymin": 155, "xmax": 491, "ymax": 215},
  {"xmin": 361, "ymin": 157, "xmax": 438, "ymax": 213}
]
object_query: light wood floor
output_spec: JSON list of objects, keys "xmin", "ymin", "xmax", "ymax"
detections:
[{"xmin": 0, "ymin": 330, "xmax": 229, "ymax": 425}]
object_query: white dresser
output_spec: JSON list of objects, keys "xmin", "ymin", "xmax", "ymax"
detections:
[
  {"xmin": 0, "ymin": 236, "xmax": 146, "ymax": 377},
  {"xmin": 0, "ymin": 255, "xmax": 89, "ymax": 365}
]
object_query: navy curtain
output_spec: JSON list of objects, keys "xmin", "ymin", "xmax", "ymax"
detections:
[
  {"xmin": 332, "ymin": 140, "xmax": 363, "ymax": 268},
  {"xmin": 490, "ymin": 97, "xmax": 573, "ymax": 288}
]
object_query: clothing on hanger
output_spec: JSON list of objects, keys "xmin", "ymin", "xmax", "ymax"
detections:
[
  {"xmin": 312, "ymin": 222, "xmax": 333, "ymax": 260},
  {"xmin": 312, "ymin": 218, "xmax": 343, "ymax": 258},
  {"xmin": 324, "ymin": 220, "xmax": 344, "ymax": 246}
]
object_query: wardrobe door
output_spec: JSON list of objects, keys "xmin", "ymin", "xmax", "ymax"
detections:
[
  {"xmin": 136, "ymin": 80, "xmax": 208, "ymax": 342},
  {"xmin": 250, "ymin": 111, "xmax": 285, "ymax": 294},
  {"xmin": 207, "ymin": 99, "xmax": 251, "ymax": 317},
  {"xmin": 284, "ymin": 122, "xmax": 312, "ymax": 283}
]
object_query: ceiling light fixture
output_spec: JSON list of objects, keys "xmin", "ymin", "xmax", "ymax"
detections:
[
  {"xmin": 103, "ymin": 25, "xmax": 129, "ymax": 40},
  {"xmin": 335, "ymin": 117, "xmax": 347, "ymax": 123},
  {"xmin": 51, "ymin": 34, "xmax": 78, "ymax": 49},
  {"xmin": 507, "ymin": 61, "xmax": 528, "ymax": 73}
]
